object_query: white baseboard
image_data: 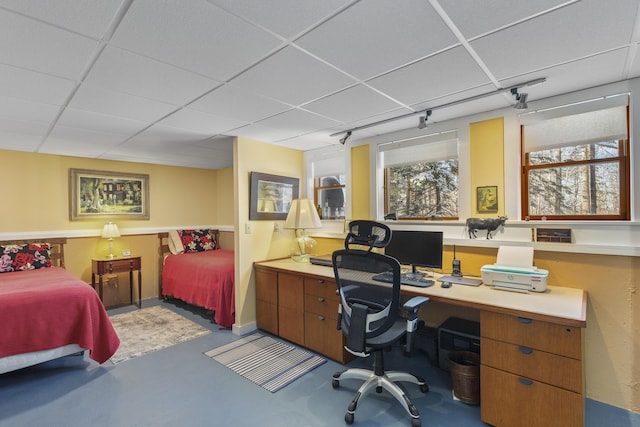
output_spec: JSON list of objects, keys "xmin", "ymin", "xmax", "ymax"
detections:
[{"xmin": 232, "ymin": 321, "xmax": 257, "ymax": 336}]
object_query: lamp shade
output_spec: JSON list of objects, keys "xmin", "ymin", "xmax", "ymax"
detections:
[
  {"xmin": 101, "ymin": 222, "xmax": 120, "ymax": 239},
  {"xmin": 284, "ymin": 199, "xmax": 322, "ymax": 230}
]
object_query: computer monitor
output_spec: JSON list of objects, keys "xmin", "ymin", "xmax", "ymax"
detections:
[{"xmin": 384, "ymin": 230, "xmax": 443, "ymax": 276}]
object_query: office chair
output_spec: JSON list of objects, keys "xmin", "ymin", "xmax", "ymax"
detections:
[{"xmin": 332, "ymin": 221, "xmax": 430, "ymax": 427}]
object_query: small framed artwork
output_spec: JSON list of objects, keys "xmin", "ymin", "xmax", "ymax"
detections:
[
  {"xmin": 477, "ymin": 185, "xmax": 498, "ymax": 213},
  {"xmin": 249, "ymin": 172, "xmax": 299, "ymax": 220},
  {"xmin": 69, "ymin": 169, "xmax": 150, "ymax": 220}
]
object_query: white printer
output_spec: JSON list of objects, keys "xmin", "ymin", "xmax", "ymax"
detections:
[{"xmin": 481, "ymin": 246, "xmax": 548, "ymax": 292}]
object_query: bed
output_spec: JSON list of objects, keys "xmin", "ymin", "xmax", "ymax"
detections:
[
  {"xmin": 158, "ymin": 229, "xmax": 235, "ymax": 328},
  {"xmin": 0, "ymin": 238, "xmax": 120, "ymax": 374}
]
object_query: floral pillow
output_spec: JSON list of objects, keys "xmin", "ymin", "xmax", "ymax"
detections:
[
  {"xmin": 177, "ymin": 230, "xmax": 218, "ymax": 253},
  {"xmin": 0, "ymin": 243, "xmax": 52, "ymax": 273}
]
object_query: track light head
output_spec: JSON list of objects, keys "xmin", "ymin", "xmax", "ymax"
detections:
[
  {"xmin": 511, "ymin": 88, "xmax": 529, "ymax": 110},
  {"xmin": 417, "ymin": 110, "xmax": 432, "ymax": 129},
  {"xmin": 339, "ymin": 131, "xmax": 352, "ymax": 145}
]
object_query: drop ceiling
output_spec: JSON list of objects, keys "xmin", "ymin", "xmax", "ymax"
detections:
[{"xmin": 0, "ymin": 0, "xmax": 638, "ymax": 170}]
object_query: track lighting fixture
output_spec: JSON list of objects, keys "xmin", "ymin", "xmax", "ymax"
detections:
[
  {"xmin": 417, "ymin": 110, "xmax": 432, "ymax": 129},
  {"xmin": 331, "ymin": 77, "xmax": 545, "ymax": 142},
  {"xmin": 511, "ymin": 88, "xmax": 529, "ymax": 110},
  {"xmin": 339, "ymin": 131, "xmax": 352, "ymax": 145}
]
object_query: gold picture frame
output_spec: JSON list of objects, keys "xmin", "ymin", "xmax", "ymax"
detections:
[
  {"xmin": 477, "ymin": 185, "xmax": 498, "ymax": 213},
  {"xmin": 69, "ymin": 169, "xmax": 150, "ymax": 220}
]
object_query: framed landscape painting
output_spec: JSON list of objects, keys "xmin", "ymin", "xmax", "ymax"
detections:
[
  {"xmin": 249, "ymin": 172, "xmax": 299, "ymax": 220},
  {"xmin": 69, "ymin": 169, "xmax": 150, "ymax": 220}
]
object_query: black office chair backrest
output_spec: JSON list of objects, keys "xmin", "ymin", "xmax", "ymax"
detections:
[
  {"xmin": 332, "ymin": 249, "xmax": 401, "ymax": 353},
  {"xmin": 344, "ymin": 220, "xmax": 392, "ymax": 251}
]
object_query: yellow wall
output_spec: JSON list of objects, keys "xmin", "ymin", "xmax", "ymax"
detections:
[
  {"xmin": 233, "ymin": 137, "xmax": 303, "ymax": 329},
  {"xmin": 350, "ymin": 144, "xmax": 370, "ymax": 219},
  {"xmin": 469, "ymin": 118, "xmax": 505, "ymax": 217}
]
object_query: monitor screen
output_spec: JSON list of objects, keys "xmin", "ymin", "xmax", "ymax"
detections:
[{"xmin": 384, "ymin": 230, "xmax": 443, "ymax": 273}]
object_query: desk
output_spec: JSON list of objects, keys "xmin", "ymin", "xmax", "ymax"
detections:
[
  {"xmin": 92, "ymin": 256, "xmax": 142, "ymax": 308},
  {"xmin": 254, "ymin": 258, "xmax": 587, "ymax": 427}
]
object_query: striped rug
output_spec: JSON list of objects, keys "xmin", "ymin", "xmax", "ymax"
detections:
[{"xmin": 205, "ymin": 333, "xmax": 326, "ymax": 393}]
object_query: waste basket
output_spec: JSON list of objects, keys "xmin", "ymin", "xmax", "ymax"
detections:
[{"xmin": 448, "ymin": 351, "xmax": 480, "ymax": 404}]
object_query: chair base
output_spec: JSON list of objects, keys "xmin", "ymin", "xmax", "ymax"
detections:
[{"xmin": 332, "ymin": 367, "xmax": 428, "ymax": 427}]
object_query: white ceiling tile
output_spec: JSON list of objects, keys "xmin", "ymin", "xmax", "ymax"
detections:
[
  {"xmin": 110, "ymin": 0, "xmax": 281, "ymax": 81},
  {"xmin": 0, "ymin": 118, "xmax": 49, "ymax": 152},
  {"xmin": 0, "ymin": 97, "xmax": 60, "ymax": 123},
  {"xmin": 230, "ymin": 46, "xmax": 356, "ymax": 105},
  {"xmin": 189, "ymin": 84, "xmax": 290, "ymax": 122},
  {"xmin": 368, "ymin": 47, "xmax": 490, "ymax": 106},
  {"xmin": 207, "ymin": 0, "xmax": 350, "ymax": 39},
  {"xmin": 0, "ymin": 0, "xmax": 125, "ymax": 39},
  {"xmin": 234, "ymin": 123, "xmax": 296, "ymax": 143},
  {"xmin": 296, "ymin": 0, "xmax": 458, "ymax": 80},
  {"xmin": 255, "ymin": 108, "xmax": 340, "ymax": 136},
  {"xmin": 85, "ymin": 46, "xmax": 220, "ymax": 106},
  {"xmin": 0, "ymin": 64, "xmax": 75, "ymax": 105},
  {"xmin": 274, "ymin": 132, "xmax": 342, "ymax": 151},
  {"xmin": 128, "ymin": 124, "xmax": 216, "ymax": 144},
  {"xmin": 0, "ymin": 9, "xmax": 98, "ymax": 79},
  {"xmin": 157, "ymin": 108, "xmax": 247, "ymax": 134},
  {"xmin": 303, "ymin": 84, "xmax": 406, "ymax": 123},
  {"xmin": 41, "ymin": 126, "xmax": 127, "ymax": 157},
  {"xmin": 69, "ymin": 84, "xmax": 179, "ymax": 123},
  {"xmin": 471, "ymin": 0, "xmax": 639, "ymax": 79},
  {"xmin": 56, "ymin": 108, "xmax": 150, "ymax": 136},
  {"xmin": 438, "ymin": 0, "xmax": 568, "ymax": 38}
]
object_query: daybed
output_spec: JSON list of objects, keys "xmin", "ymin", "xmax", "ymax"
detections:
[
  {"xmin": 158, "ymin": 230, "xmax": 235, "ymax": 328},
  {"xmin": 0, "ymin": 238, "xmax": 120, "ymax": 374}
]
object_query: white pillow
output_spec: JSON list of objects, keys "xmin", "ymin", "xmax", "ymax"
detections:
[{"xmin": 168, "ymin": 230, "xmax": 184, "ymax": 255}]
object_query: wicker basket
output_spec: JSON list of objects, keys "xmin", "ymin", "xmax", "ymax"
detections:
[{"xmin": 448, "ymin": 351, "xmax": 480, "ymax": 405}]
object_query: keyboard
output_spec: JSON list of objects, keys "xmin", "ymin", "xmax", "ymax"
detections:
[
  {"xmin": 438, "ymin": 275, "xmax": 483, "ymax": 287},
  {"xmin": 372, "ymin": 272, "xmax": 434, "ymax": 288}
]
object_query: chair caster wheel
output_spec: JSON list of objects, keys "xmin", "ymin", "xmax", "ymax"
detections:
[
  {"xmin": 420, "ymin": 384, "xmax": 429, "ymax": 393},
  {"xmin": 345, "ymin": 413, "xmax": 354, "ymax": 424},
  {"xmin": 411, "ymin": 418, "xmax": 421, "ymax": 427},
  {"xmin": 332, "ymin": 379, "xmax": 340, "ymax": 388}
]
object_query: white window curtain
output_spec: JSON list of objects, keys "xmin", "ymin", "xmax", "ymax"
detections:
[
  {"xmin": 522, "ymin": 95, "xmax": 628, "ymax": 152},
  {"xmin": 379, "ymin": 130, "xmax": 458, "ymax": 167}
]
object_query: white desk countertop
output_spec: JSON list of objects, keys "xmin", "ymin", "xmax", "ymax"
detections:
[{"xmin": 255, "ymin": 258, "xmax": 587, "ymax": 328}]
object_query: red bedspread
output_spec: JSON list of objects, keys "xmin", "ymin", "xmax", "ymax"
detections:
[
  {"xmin": 0, "ymin": 267, "xmax": 120, "ymax": 364},
  {"xmin": 162, "ymin": 249, "xmax": 235, "ymax": 328}
]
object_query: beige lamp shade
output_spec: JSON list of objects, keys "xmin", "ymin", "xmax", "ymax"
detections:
[
  {"xmin": 101, "ymin": 222, "xmax": 120, "ymax": 259},
  {"xmin": 284, "ymin": 199, "xmax": 322, "ymax": 262}
]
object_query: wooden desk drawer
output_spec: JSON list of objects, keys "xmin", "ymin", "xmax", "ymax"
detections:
[
  {"xmin": 481, "ymin": 337, "xmax": 582, "ymax": 393},
  {"xmin": 481, "ymin": 365, "xmax": 583, "ymax": 427},
  {"xmin": 94, "ymin": 257, "xmax": 140, "ymax": 274},
  {"xmin": 304, "ymin": 276, "xmax": 337, "ymax": 300},
  {"xmin": 305, "ymin": 293, "xmax": 338, "ymax": 319},
  {"xmin": 481, "ymin": 311, "xmax": 581, "ymax": 359},
  {"xmin": 304, "ymin": 311, "xmax": 346, "ymax": 362}
]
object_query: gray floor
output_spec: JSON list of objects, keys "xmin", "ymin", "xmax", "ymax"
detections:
[{"xmin": 0, "ymin": 299, "xmax": 637, "ymax": 427}]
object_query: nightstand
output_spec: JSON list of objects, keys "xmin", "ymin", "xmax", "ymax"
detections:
[{"xmin": 91, "ymin": 256, "xmax": 142, "ymax": 308}]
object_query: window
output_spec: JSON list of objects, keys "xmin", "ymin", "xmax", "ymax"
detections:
[
  {"xmin": 380, "ymin": 131, "xmax": 458, "ymax": 219},
  {"xmin": 307, "ymin": 147, "xmax": 346, "ymax": 220},
  {"xmin": 521, "ymin": 97, "xmax": 630, "ymax": 220}
]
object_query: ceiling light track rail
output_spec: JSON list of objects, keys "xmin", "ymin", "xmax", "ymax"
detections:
[{"xmin": 331, "ymin": 77, "xmax": 546, "ymax": 141}]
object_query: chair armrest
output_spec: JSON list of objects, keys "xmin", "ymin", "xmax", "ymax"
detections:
[
  {"xmin": 402, "ymin": 296, "xmax": 430, "ymax": 356},
  {"xmin": 403, "ymin": 296, "xmax": 430, "ymax": 319}
]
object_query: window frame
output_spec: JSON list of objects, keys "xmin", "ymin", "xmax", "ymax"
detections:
[{"xmin": 520, "ymin": 106, "xmax": 631, "ymax": 220}]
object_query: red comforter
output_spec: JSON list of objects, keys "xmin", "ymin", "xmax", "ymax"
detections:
[
  {"xmin": 0, "ymin": 267, "xmax": 120, "ymax": 364},
  {"xmin": 162, "ymin": 249, "xmax": 235, "ymax": 328}
]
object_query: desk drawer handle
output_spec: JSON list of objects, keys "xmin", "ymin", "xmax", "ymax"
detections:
[
  {"xmin": 318, "ymin": 297, "xmax": 325, "ymax": 302},
  {"xmin": 518, "ymin": 378, "xmax": 533, "ymax": 386},
  {"xmin": 318, "ymin": 279, "xmax": 325, "ymax": 284},
  {"xmin": 318, "ymin": 316, "xmax": 325, "ymax": 321},
  {"xmin": 518, "ymin": 317, "xmax": 532, "ymax": 324},
  {"xmin": 519, "ymin": 346, "xmax": 533, "ymax": 355}
]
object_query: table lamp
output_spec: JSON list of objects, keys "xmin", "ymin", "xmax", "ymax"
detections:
[
  {"xmin": 284, "ymin": 198, "xmax": 322, "ymax": 262},
  {"xmin": 101, "ymin": 222, "xmax": 120, "ymax": 259}
]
